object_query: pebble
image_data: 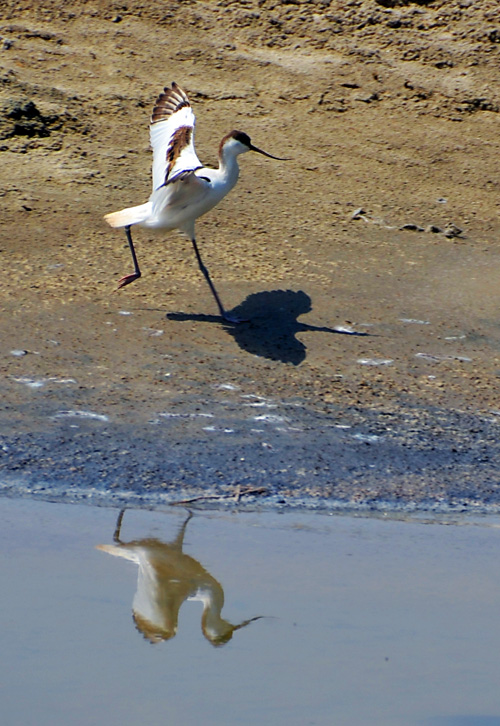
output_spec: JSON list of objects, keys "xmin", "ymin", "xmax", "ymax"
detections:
[
  {"xmin": 400, "ymin": 223, "xmax": 425, "ymax": 232},
  {"xmin": 444, "ymin": 224, "xmax": 463, "ymax": 238}
]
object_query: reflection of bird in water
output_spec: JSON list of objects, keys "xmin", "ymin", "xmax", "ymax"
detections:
[{"xmin": 96, "ymin": 510, "xmax": 262, "ymax": 646}]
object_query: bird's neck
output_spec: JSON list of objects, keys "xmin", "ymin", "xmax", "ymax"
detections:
[{"xmin": 218, "ymin": 148, "xmax": 240, "ymax": 187}]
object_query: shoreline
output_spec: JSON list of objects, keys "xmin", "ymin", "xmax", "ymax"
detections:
[
  {"xmin": 3, "ymin": 475, "xmax": 500, "ymax": 519},
  {"xmin": 2, "ymin": 384, "xmax": 500, "ymax": 516}
]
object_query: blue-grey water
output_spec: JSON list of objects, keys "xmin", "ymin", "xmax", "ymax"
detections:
[{"xmin": 1, "ymin": 497, "xmax": 500, "ymax": 726}]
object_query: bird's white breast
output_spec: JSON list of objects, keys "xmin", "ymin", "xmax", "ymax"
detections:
[{"xmin": 144, "ymin": 165, "xmax": 240, "ymax": 234}]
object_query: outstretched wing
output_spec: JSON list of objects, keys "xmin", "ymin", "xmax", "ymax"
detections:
[{"xmin": 150, "ymin": 82, "xmax": 202, "ymax": 192}]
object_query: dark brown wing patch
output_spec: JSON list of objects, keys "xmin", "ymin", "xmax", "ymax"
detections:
[
  {"xmin": 165, "ymin": 169, "xmax": 207, "ymax": 186},
  {"xmin": 151, "ymin": 82, "xmax": 191, "ymax": 125},
  {"xmin": 165, "ymin": 125, "xmax": 192, "ymax": 182}
]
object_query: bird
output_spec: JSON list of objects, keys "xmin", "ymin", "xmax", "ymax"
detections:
[{"xmin": 104, "ymin": 82, "xmax": 288, "ymax": 324}]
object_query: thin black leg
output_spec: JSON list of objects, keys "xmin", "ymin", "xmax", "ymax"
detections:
[
  {"xmin": 191, "ymin": 238, "xmax": 246, "ymax": 323},
  {"xmin": 116, "ymin": 225, "xmax": 142, "ymax": 290},
  {"xmin": 126, "ymin": 226, "xmax": 141, "ymax": 278},
  {"xmin": 172, "ymin": 511, "xmax": 194, "ymax": 551},
  {"xmin": 191, "ymin": 238, "xmax": 225, "ymax": 316},
  {"xmin": 113, "ymin": 508, "xmax": 126, "ymax": 543}
]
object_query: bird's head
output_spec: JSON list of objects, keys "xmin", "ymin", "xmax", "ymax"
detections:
[{"xmin": 220, "ymin": 130, "xmax": 290, "ymax": 160}]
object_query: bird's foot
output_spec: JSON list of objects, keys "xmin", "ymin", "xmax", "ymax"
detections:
[
  {"xmin": 222, "ymin": 312, "xmax": 249, "ymax": 325},
  {"xmin": 116, "ymin": 272, "xmax": 141, "ymax": 291}
]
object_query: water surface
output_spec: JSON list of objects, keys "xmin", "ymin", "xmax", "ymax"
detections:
[{"xmin": 1, "ymin": 497, "xmax": 500, "ymax": 725}]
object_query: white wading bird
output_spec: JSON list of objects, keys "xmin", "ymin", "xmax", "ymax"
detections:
[{"xmin": 104, "ymin": 82, "xmax": 288, "ymax": 323}]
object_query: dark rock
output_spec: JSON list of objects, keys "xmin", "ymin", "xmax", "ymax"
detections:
[
  {"xmin": 400, "ymin": 223, "xmax": 424, "ymax": 232},
  {"xmin": 0, "ymin": 99, "xmax": 50, "ymax": 139}
]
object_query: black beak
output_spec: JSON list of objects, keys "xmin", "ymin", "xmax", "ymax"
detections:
[{"xmin": 249, "ymin": 143, "xmax": 291, "ymax": 161}]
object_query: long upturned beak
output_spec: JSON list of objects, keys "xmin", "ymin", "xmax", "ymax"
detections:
[{"xmin": 249, "ymin": 143, "xmax": 291, "ymax": 161}]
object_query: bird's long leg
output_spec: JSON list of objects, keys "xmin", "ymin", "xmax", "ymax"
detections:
[
  {"xmin": 172, "ymin": 511, "xmax": 193, "ymax": 551},
  {"xmin": 113, "ymin": 508, "xmax": 126, "ymax": 543},
  {"xmin": 116, "ymin": 225, "xmax": 142, "ymax": 290},
  {"xmin": 191, "ymin": 238, "xmax": 246, "ymax": 324}
]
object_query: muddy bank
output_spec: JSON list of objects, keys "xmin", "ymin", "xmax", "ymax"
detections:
[{"xmin": 2, "ymin": 346, "xmax": 500, "ymax": 512}]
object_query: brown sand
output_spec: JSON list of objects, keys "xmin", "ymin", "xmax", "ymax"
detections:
[{"xmin": 1, "ymin": 1, "xmax": 500, "ymax": 510}]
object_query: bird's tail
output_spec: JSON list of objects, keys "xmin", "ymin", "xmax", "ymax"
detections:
[{"xmin": 104, "ymin": 202, "xmax": 152, "ymax": 229}]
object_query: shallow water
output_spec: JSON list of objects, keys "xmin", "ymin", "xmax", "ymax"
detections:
[{"xmin": 1, "ymin": 497, "xmax": 500, "ymax": 726}]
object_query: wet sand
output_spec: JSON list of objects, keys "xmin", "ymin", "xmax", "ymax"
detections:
[{"xmin": 1, "ymin": 2, "xmax": 500, "ymax": 510}]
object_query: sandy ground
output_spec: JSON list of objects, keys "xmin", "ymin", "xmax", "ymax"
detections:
[{"xmin": 1, "ymin": 0, "xmax": 500, "ymax": 511}]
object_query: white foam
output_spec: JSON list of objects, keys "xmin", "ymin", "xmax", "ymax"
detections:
[
  {"xmin": 12, "ymin": 376, "xmax": 76, "ymax": 389},
  {"xmin": 12, "ymin": 376, "xmax": 45, "ymax": 389},
  {"xmin": 158, "ymin": 412, "xmax": 214, "ymax": 419},
  {"xmin": 242, "ymin": 401, "xmax": 278, "ymax": 409},
  {"xmin": 357, "ymin": 358, "xmax": 394, "ymax": 366},
  {"xmin": 202, "ymin": 426, "xmax": 235, "ymax": 433},
  {"xmin": 352, "ymin": 433, "xmax": 382, "ymax": 443},
  {"xmin": 253, "ymin": 414, "xmax": 286, "ymax": 423},
  {"xmin": 52, "ymin": 410, "xmax": 109, "ymax": 422},
  {"xmin": 399, "ymin": 318, "xmax": 430, "ymax": 325},
  {"xmin": 415, "ymin": 353, "xmax": 472, "ymax": 363}
]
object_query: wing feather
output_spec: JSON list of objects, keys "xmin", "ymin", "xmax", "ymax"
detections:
[
  {"xmin": 152, "ymin": 171, "xmax": 211, "ymax": 212},
  {"xmin": 150, "ymin": 82, "xmax": 202, "ymax": 192}
]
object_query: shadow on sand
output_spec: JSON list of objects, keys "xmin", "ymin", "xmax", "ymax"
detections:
[{"xmin": 167, "ymin": 289, "xmax": 368, "ymax": 365}]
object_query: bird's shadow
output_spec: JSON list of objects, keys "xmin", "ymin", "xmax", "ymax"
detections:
[{"xmin": 167, "ymin": 289, "xmax": 368, "ymax": 365}]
